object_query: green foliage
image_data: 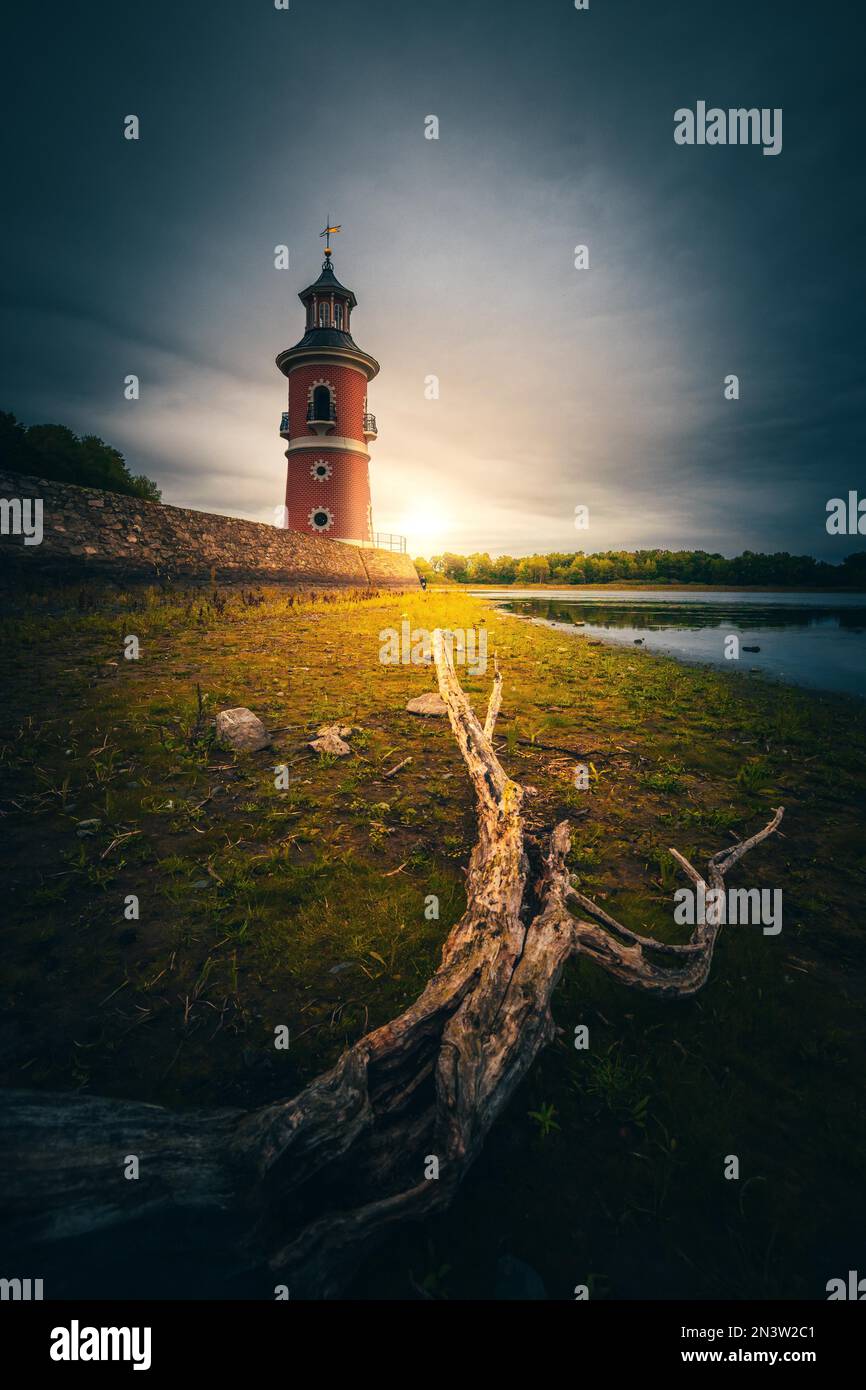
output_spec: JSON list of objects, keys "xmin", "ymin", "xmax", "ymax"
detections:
[
  {"xmin": 422, "ymin": 544, "xmax": 866, "ymax": 589},
  {"xmin": 736, "ymin": 756, "xmax": 775, "ymax": 794},
  {"xmin": 527, "ymin": 1100, "xmax": 561, "ymax": 1138},
  {"xmin": 2, "ymin": 579, "xmax": 864, "ymax": 1301},
  {"xmin": 515, "ymin": 554, "xmax": 550, "ymax": 583},
  {"xmin": 0, "ymin": 410, "xmax": 161, "ymax": 501},
  {"xmin": 574, "ymin": 1043, "xmax": 652, "ymax": 1128},
  {"xmin": 641, "ymin": 760, "xmax": 686, "ymax": 793}
]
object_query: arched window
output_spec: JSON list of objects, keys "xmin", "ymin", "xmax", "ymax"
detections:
[
  {"xmin": 318, "ymin": 303, "xmax": 330, "ymax": 327},
  {"xmin": 312, "ymin": 385, "xmax": 332, "ymax": 421},
  {"xmin": 334, "ymin": 303, "xmax": 343, "ymax": 330}
]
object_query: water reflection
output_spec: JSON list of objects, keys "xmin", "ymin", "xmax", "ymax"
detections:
[
  {"xmin": 485, "ymin": 592, "xmax": 866, "ymax": 698},
  {"xmin": 505, "ymin": 598, "xmax": 866, "ymax": 634}
]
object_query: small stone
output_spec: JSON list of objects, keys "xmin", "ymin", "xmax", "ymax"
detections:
[
  {"xmin": 316, "ymin": 722, "xmax": 352, "ymax": 738},
  {"xmin": 309, "ymin": 730, "xmax": 351, "ymax": 756},
  {"xmin": 329, "ymin": 961, "xmax": 357, "ymax": 975},
  {"xmin": 405, "ymin": 692, "xmax": 447, "ymax": 716},
  {"xmin": 191, "ymin": 879, "xmax": 210, "ymax": 889},
  {"xmin": 215, "ymin": 707, "xmax": 271, "ymax": 752},
  {"xmin": 75, "ymin": 818, "xmax": 101, "ymax": 837}
]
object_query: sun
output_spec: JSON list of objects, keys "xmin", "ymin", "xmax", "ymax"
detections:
[{"xmin": 398, "ymin": 500, "xmax": 451, "ymax": 557}]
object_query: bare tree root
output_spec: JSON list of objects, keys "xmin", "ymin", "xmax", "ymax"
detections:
[{"xmin": 0, "ymin": 632, "xmax": 784, "ymax": 1297}]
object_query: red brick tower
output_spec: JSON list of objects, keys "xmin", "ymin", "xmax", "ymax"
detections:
[{"xmin": 276, "ymin": 226, "xmax": 379, "ymax": 542}]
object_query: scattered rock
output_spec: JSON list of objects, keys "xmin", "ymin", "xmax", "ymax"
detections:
[
  {"xmin": 309, "ymin": 729, "xmax": 351, "ymax": 756},
  {"xmin": 329, "ymin": 961, "xmax": 357, "ymax": 975},
  {"xmin": 633, "ymin": 638, "xmax": 644, "ymax": 644},
  {"xmin": 316, "ymin": 722, "xmax": 352, "ymax": 738},
  {"xmin": 215, "ymin": 707, "xmax": 271, "ymax": 752},
  {"xmin": 405, "ymin": 692, "xmax": 447, "ymax": 716},
  {"xmin": 191, "ymin": 879, "xmax": 210, "ymax": 889},
  {"xmin": 75, "ymin": 818, "xmax": 101, "ymax": 837}
]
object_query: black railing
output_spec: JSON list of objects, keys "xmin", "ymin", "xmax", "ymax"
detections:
[
  {"xmin": 279, "ymin": 411, "xmax": 289, "ymax": 435},
  {"xmin": 307, "ymin": 404, "xmax": 337, "ymax": 423},
  {"xmin": 373, "ymin": 532, "xmax": 406, "ymax": 553},
  {"xmin": 363, "ymin": 412, "xmax": 377, "ymax": 434}
]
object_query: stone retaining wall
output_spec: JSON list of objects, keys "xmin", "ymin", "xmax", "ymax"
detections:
[{"xmin": 0, "ymin": 471, "xmax": 419, "ymax": 590}]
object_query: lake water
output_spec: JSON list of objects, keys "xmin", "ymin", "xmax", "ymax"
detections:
[{"xmin": 471, "ymin": 590, "xmax": 866, "ymax": 699}]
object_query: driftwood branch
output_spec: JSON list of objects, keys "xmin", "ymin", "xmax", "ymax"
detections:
[{"xmin": 0, "ymin": 632, "xmax": 784, "ymax": 1297}]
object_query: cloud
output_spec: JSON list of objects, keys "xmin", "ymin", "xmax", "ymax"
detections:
[{"xmin": 2, "ymin": 0, "xmax": 863, "ymax": 562}]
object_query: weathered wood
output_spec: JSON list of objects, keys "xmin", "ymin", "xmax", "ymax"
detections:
[{"xmin": 0, "ymin": 630, "xmax": 784, "ymax": 1297}]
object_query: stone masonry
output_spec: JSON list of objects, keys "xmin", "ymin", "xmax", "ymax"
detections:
[{"xmin": 0, "ymin": 471, "xmax": 419, "ymax": 590}]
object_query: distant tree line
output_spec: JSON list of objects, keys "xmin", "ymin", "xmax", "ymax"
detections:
[
  {"xmin": 0, "ymin": 411, "xmax": 161, "ymax": 502},
  {"xmin": 416, "ymin": 548, "xmax": 866, "ymax": 588}
]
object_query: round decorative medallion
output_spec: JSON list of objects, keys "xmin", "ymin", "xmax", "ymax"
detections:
[
  {"xmin": 308, "ymin": 507, "xmax": 334, "ymax": 532},
  {"xmin": 310, "ymin": 460, "xmax": 332, "ymax": 481}
]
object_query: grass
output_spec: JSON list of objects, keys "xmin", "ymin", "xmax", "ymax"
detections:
[{"xmin": 0, "ymin": 578, "xmax": 865, "ymax": 1300}]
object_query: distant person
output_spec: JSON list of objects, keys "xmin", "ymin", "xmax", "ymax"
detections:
[{"xmin": 419, "ymin": 572, "xmax": 427, "ymax": 590}]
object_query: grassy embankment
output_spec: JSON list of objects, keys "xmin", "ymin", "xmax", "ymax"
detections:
[{"xmin": 1, "ymin": 583, "xmax": 864, "ymax": 1298}]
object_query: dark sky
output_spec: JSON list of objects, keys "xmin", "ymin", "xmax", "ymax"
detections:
[{"xmin": 2, "ymin": 0, "xmax": 864, "ymax": 559}]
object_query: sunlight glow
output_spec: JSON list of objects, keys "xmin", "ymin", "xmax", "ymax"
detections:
[{"xmin": 397, "ymin": 500, "xmax": 451, "ymax": 557}]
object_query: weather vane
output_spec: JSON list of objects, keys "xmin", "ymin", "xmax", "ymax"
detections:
[{"xmin": 320, "ymin": 218, "xmax": 341, "ymax": 257}]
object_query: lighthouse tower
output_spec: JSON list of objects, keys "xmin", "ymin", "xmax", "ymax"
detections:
[{"xmin": 276, "ymin": 224, "xmax": 379, "ymax": 543}]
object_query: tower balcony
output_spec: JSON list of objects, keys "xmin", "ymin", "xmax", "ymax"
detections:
[
  {"xmin": 306, "ymin": 403, "xmax": 337, "ymax": 435},
  {"xmin": 363, "ymin": 412, "xmax": 378, "ymax": 441},
  {"xmin": 279, "ymin": 411, "xmax": 290, "ymax": 439}
]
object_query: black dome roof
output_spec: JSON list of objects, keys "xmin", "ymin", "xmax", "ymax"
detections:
[
  {"xmin": 298, "ymin": 256, "xmax": 357, "ymax": 308},
  {"xmin": 285, "ymin": 327, "xmax": 360, "ymax": 352}
]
